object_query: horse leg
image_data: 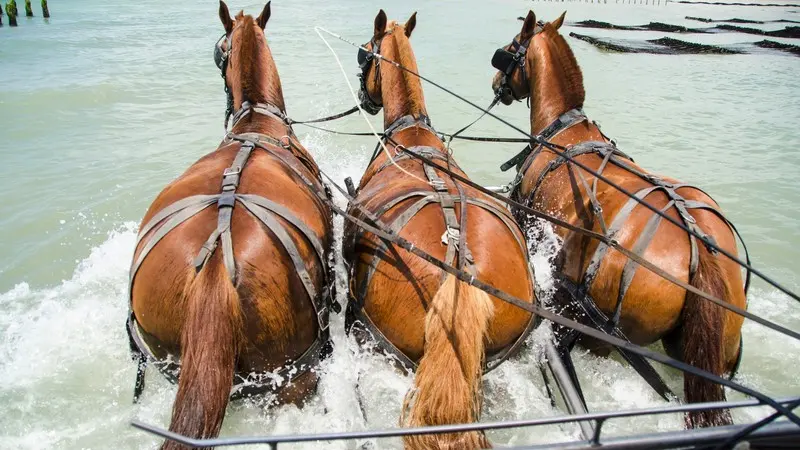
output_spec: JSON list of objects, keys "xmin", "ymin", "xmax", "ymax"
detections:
[
  {"xmin": 163, "ymin": 260, "xmax": 242, "ymax": 450},
  {"xmin": 402, "ymin": 275, "xmax": 494, "ymax": 450},
  {"xmin": 676, "ymin": 244, "xmax": 734, "ymax": 429}
]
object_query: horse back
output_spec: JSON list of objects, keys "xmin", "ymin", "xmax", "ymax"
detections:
[{"xmin": 131, "ymin": 139, "xmax": 332, "ymax": 372}]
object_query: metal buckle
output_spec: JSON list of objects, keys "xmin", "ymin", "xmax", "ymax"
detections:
[
  {"xmin": 317, "ymin": 306, "xmax": 329, "ymax": 332},
  {"xmin": 441, "ymin": 227, "xmax": 460, "ymax": 245},
  {"xmin": 223, "ymin": 166, "xmax": 241, "ymax": 178},
  {"xmin": 431, "ymin": 179, "xmax": 446, "ymax": 191}
]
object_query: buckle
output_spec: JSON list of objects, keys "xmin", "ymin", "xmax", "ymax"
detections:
[
  {"xmin": 221, "ymin": 167, "xmax": 241, "ymax": 190},
  {"xmin": 317, "ymin": 306, "xmax": 329, "ymax": 332},
  {"xmin": 431, "ymin": 179, "xmax": 446, "ymax": 191},
  {"xmin": 441, "ymin": 227, "xmax": 460, "ymax": 245}
]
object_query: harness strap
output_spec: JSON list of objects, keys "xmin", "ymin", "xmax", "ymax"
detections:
[
  {"xmin": 357, "ymin": 194, "xmax": 437, "ymax": 306},
  {"xmin": 422, "ymin": 162, "xmax": 465, "ymax": 277},
  {"xmin": 573, "ymin": 162, "xmax": 609, "ymax": 236},
  {"xmin": 373, "ymin": 148, "xmax": 455, "ymax": 177},
  {"xmin": 229, "ymin": 101, "xmax": 290, "ymax": 130},
  {"xmin": 383, "ymin": 114, "xmax": 436, "ymax": 139},
  {"xmin": 129, "ymin": 197, "xmax": 218, "ymax": 300},
  {"xmin": 500, "ymin": 108, "xmax": 589, "ymax": 173},
  {"xmin": 611, "ymin": 200, "xmax": 676, "ymax": 326},
  {"xmin": 239, "ymin": 198, "xmax": 327, "ymax": 333},
  {"xmin": 554, "ymin": 273, "xmax": 676, "ymax": 401},
  {"xmin": 237, "ymin": 194, "xmax": 327, "ymax": 265},
  {"xmin": 530, "ymin": 141, "xmax": 629, "ymax": 200}
]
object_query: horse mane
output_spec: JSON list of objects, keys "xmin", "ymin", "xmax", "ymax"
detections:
[
  {"xmin": 233, "ymin": 11, "xmax": 284, "ymax": 108},
  {"xmin": 389, "ymin": 23, "xmax": 427, "ymax": 117},
  {"xmin": 532, "ymin": 24, "xmax": 585, "ymax": 125},
  {"xmin": 236, "ymin": 13, "xmax": 266, "ymax": 103}
]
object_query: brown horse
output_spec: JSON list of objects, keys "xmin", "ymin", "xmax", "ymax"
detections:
[
  {"xmin": 491, "ymin": 11, "xmax": 748, "ymax": 428},
  {"xmin": 126, "ymin": 2, "xmax": 335, "ymax": 448},
  {"xmin": 343, "ymin": 10, "xmax": 537, "ymax": 449}
]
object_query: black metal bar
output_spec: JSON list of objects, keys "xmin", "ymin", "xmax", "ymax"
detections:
[
  {"xmin": 130, "ymin": 396, "xmax": 800, "ymax": 447},
  {"xmin": 544, "ymin": 340, "xmax": 595, "ymax": 440},
  {"xmin": 519, "ymin": 421, "xmax": 800, "ymax": 450}
]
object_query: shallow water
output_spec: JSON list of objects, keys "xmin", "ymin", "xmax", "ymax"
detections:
[{"xmin": 1, "ymin": 0, "xmax": 799, "ymax": 448}]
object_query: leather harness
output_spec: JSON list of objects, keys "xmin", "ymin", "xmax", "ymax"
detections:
[
  {"xmin": 126, "ymin": 102, "xmax": 337, "ymax": 401},
  {"xmin": 345, "ymin": 114, "xmax": 538, "ymax": 374},
  {"xmin": 503, "ymin": 109, "xmax": 750, "ymax": 394}
]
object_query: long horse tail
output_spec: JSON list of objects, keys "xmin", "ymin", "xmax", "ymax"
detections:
[
  {"xmin": 162, "ymin": 260, "xmax": 243, "ymax": 450},
  {"xmin": 682, "ymin": 243, "xmax": 733, "ymax": 429},
  {"xmin": 402, "ymin": 274, "xmax": 495, "ymax": 450}
]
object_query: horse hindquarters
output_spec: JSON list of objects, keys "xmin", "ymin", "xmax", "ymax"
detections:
[
  {"xmin": 402, "ymin": 274, "xmax": 494, "ymax": 450},
  {"xmin": 163, "ymin": 258, "xmax": 242, "ymax": 450},
  {"xmin": 681, "ymin": 243, "xmax": 733, "ymax": 429}
]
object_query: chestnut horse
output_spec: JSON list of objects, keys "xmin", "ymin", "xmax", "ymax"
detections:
[
  {"xmin": 343, "ymin": 10, "xmax": 536, "ymax": 449},
  {"xmin": 491, "ymin": 11, "xmax": 748, "ymax": 428},
  {"xmin": 126, "ymin": 2, "xmax": 335, "ymax": 448}
]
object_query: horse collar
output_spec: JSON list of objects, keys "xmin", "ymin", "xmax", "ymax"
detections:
[
  {"xmin": 384, "ymin": 113, "xmax": 435, "ymax": 139},
  {"xmin": 228, "ymin": 101, "xmax": 291, "ymax": 131}
]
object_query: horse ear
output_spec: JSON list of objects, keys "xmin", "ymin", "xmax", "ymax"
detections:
[
  {"xmin": 521, "ymin": 10, "xmax": 536, "ymax": 40},
  {"xmin": 552, "ymin": 11, "xmax": 567, "ymax": 30},
  {"xmin": 374, "ymin": 9, "xmax": 388, "ymax": 39},
  {"xmin": 257, "ymin": 1, "xmax": 271, "ymax": 30},
  {"xmin": 219, "ymin": 0, "xmax": 233, "ymax": 34},
  {"xmin": 405, "ymin": 12, "xmax": 417, "ymax": 38}
]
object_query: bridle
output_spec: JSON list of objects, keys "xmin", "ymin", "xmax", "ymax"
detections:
[
  {"xmin": 214, "ymin": 33, "xmax": 236, "ymax": 127},
  {"xmin": 491, "ymin": 20, "xmax": 544, "ymax": 102},
  {"xmin": 356, "ymin": 30, "xmax": 393, "ymax": 116},
  {"xmin": 213, "ymin": 30, "xmax": 290, "ymax": 130}
]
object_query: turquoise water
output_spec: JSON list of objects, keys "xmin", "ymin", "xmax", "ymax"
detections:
[{"xmin": 1, "ymin": 0, "xmax": 798, "ymax": 448}]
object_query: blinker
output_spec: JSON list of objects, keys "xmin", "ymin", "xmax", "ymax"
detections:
[
  {"xmin": 214, "ymin": 34, "xmax": 227, "ymax": 71},
  {"xmin": 357, "ymin": 47, "xmax": 372, "ymax": 69},
  {"xmin": 491, "ymin": 49, "xmax": 517, "ymax": 73}
]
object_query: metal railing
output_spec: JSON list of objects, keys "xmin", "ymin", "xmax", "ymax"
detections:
[{"xmin": 131, "ymin": 395, "xmax": 800, "ymax": 449}]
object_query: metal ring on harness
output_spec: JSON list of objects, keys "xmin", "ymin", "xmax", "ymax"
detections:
[{"xmin": 279, "ymin": 135, "xmax": 292, "ymax": 149}]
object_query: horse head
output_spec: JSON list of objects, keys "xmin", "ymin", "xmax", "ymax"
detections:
[
  {"xmin": 490, "ymin": 10, "xmax": 566, "ymax": 106},
  {"xmin": 357, "ymin": 10, "xmax": 427, "ymax": 127},
  {"xmin": 215, "ymin": 1, "xmax": 286, "ymax": 128}
]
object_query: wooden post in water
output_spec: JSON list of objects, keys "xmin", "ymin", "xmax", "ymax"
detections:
[
  {"xmin": 41, "ymin": 0, "xmax": 49, "ymax": 18},
  {"xmin": 24, "ymin": 0, "xmax": 32, "ymax": 17},
  {"xmin": 6, "ymin": 2, "xmax": 17, "ymax": 26}
]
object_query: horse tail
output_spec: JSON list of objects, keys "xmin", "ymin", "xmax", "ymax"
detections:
[
  {"xmin": 403, "ymin": 274, "xmax": 494, "ymax": 450},
  {"xmin": 163, "ymin": 260, "xmax": 242, "ymax": 450},
  {"xmin": 682, "ymin": 243, "xmax": 733, "ymax": 429}
]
